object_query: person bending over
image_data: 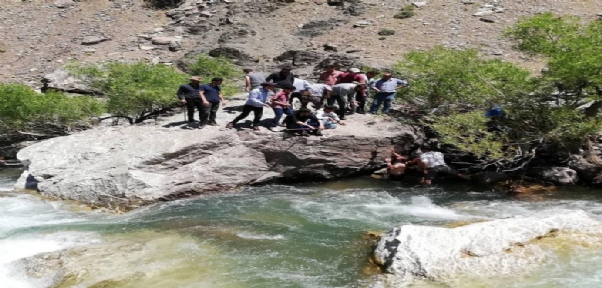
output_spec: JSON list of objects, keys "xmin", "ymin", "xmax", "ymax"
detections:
[
  {"xmin": 284, "ymin": 108, "xmax": 324, "ymax": 137},
  {"xmin": 407, "ymin": 144, "xmax": 469, "ymax": 185},
  {"xmin": 385, "ymin": 149, "xmax": 408, "ymax": 181},
  {"xmin": 301, "ymin": 83, "xmax": 332, "ymax": 109},
  {"xmin": 226, "ymin": 82, "xmax": 277, "ymax": 131},
  {"xmin": 314, "ymin": 105, "xmax": 346, "ymax": 129}
]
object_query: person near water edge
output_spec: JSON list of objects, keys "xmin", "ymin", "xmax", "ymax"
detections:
[
  {"xmin": 283, "ymin": 108, "xmax": 324, "ymax": 137},
  {"xmin": 227, "ymin": 82, "xmax": 277, "ymax": 131},
  {"xmin": 243, "ymin": 68, "xmax": 266, "ymax": 92},
  {"xmin": 406, "ymin": 144, "xmax": 470, "ymax": 185},
  {"xmin": 176, "ymin": 76, "xmax": 205, "ymax": 125},
  {"xmin": 369, "ymin": 72, "xmax": 409, "ymax": 114},
  {"xmin": 385, "ymin": 149, "xmax": 408, "ymax": 181}
]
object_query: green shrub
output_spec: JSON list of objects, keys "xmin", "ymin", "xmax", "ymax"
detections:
[
  {"xmin": 0, "ymin": 84, "xmax": 104, "ymax": 133},
  {"xmin": 188, "ymin": 55, "xmax": 242, "ymax": 98},
  {"xmin": 394, "ymin": 5, "xmax": 415, "ymax": 19},
  {"xmin": 68, "ymin": 62, "xmax": 188, "ymax": 124},
  {"xmin": 378, "ymin": 29, "xmax": 395, "ymax": 36}
]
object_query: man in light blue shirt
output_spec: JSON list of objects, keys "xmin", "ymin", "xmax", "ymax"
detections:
[
  {"xmin": 369, "ymin": 72, "xmax": 409, "ymax": 114},
  {"xmin": 227, "ymin": 82, "xmax": 277, "ymax": 131}
]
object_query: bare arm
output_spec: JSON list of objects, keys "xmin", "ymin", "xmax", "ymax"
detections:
[{"xmin": 244, "ymin": 76, "xmax": 250, "ymax": 91}]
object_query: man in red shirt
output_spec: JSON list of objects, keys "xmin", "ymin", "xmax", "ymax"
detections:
[
  {"xmin": 336, "ymin": 67, "xmax": 364, "ymax": 84},
  {"xmin": 318, "ymin": 64, "xmax": 342, "ymax": 86}
]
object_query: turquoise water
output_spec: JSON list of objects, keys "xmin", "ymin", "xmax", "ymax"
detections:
[{"xmin": 2, "ymin": 169, "xmax": 602, "ymax": 287}]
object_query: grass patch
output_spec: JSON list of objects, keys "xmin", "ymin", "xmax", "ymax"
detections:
[
  {"xmin": 394, "ymin": 5, "xmax": 415, "ymax": 19},
  {"xmin": 378, "ymin": 29, "xmax": 395, "ymax": 36}
]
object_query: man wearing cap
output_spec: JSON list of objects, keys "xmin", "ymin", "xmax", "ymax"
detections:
[
  {"xmin": 177, "ymin": 76, "xmax": 206, "ymax": 125},
  {"xmin": 227, "ymin": 82, "xmax": 277, "ymax": 131},
  {"xmin": 329, "ymin": 82, "xmax": 364, "ymax": 119},
  {"xmin": 266, "ymin": 66, "xmax": 295, "ymax": 86},
  {"xmin": 318, "ymin": 64, "xmax": 342, "ymax": 86},
  {"xmin": 300, "ymin": 83, "xmax": 332, "ymax": 109},
  {"xmin": 269, "ymin": 83, "xmax": 295, "ymax": 129},
  {"xmin": 336, "ymin": 68, "xmax": 364, "ymax": 84},
  {"xmin": 243, "ymin": 68, "xmax": 266, "ymax": 92},
  {"xmin": 369, "ymin": 72, "xmax": 409, "ymax": 114}
]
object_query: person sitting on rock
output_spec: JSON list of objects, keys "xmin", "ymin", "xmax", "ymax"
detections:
[
  {"xmin": 314, "ymin": 105, "xmax": 345, "ymax": 129},
  {"xmin": 300, "ymin": 83, "xmax": 332, "ymax": 109},
  {"xmin": 385, "ymin": 149, "xmax": 408, "ymax": 181},
  {"xmin": 227, "ymin": 82, "xmax": 277, "ymax": 131},
  {"xmin": 243, "ymin": 68, "xmax": 266, "ymax": 92},
  {"xmin": 269, "ymin": 83, "xmax": 295, "ymax": 129},
  {"xmin": 336, "ymin": 67, "xmax": 365, "ymax": 84},
  {"xmin": 176, "ymin": 76, "xmax": 204, "ymax": 125},
  {"xmin": 319, "ymin": 64, "xmax": 342, "ymax": 86},
  {"xmin": 198, "ymin": 78, "xmax": 227, "ymax": 127},
  {"xmin": 283, "ymin": 108, "xmax": 324, "ymax": 137},
  {"xmin": 407, "ymin": 144, "xmax": 470, "ymax": 185},
  {"xmin": 266, "ymin": 65, "xmax": 295, "ymax": 86}
]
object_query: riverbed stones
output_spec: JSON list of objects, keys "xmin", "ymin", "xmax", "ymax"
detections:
[
  {"xmin": 373, "ymin": 209, "xmax": 602, "ymax": 285},
  {"xmin": 15, "ymin": 98, "xmax": 420, "ymax": 210}
]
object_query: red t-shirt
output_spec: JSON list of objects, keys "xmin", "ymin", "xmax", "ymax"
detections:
[
  {"xmin": 337, "ymin": 72, "xmax": 363, "ymax": 84},
  {"xmin": 270, "ymin": 91, "xmax": 289, "ymax": 109}
]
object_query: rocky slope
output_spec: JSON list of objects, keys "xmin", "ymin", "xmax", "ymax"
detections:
[
  {"xmin": 14, "ymin": 97, "xmax": 420, "ymax": 211},
  {"xmin": 373, "ymin": 209, "xmax": 602, "ymax": 286}
]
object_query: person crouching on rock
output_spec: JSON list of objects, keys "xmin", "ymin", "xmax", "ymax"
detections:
[
  {"xmin": 283, "ymin": 108, "xmax": 324, "ymax": 137},
  {"xmin": 314, "ymin": 105, "xmax": 346, "ymax": 129},
  {"xmin": 227, "ymin": 82, "xmax": 277, "ymax": 131},
  {"xmin": 407, "ymin": 144, "xmax": 470, "ymax": 185},
  {"xmin": 385, "ymin": 149, "xmax": 408, "ymax": 181},
  {"xmin": 269, "ymin": 83, "xmax": 295, "ymax": 130}
]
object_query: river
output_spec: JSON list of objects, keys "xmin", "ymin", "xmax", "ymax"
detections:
[{"xmin": 2, "ymin": 168, "xmax": 602, "ymax": 287}]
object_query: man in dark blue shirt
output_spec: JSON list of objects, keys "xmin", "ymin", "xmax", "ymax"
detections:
[
  {"xmin": 198, "ymin": 78, "xmax": 227, "ymax": 127},
  {"xmin": 177, "ymin": 76, "xmax": 204, "ymax": 124}
]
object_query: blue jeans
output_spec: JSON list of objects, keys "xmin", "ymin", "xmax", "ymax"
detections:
[
  {"xmin": 369, "ymin": 92, "xmax": 395, "ymax": 114},
  {"xmin": 322, "ymin": 119, "xmax": 337, "ymax": 129},
  {"xmin": 272, "ymin": 107, "xmax": 293, "ymax": 127}
]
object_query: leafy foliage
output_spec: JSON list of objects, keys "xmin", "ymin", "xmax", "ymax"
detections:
[
  {"xmin": 0, "ymin": 84, "xmax": 104, "ymax": 133},
  {"xmin": 378, "ymin": 29, "xmax": 395, "ymax": 36},
  {"xmin": 394, "ymin": 5, "xmax": 415, "ymax": 19},
  {"xmin": 68, "ymin": 62, "xmax": 187, "ymax": 124},
  {"xmin": 188, "ymin": 55, "xmax": 242, "ymax": 97}
]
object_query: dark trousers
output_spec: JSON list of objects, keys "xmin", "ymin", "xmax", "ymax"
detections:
[
  {"xmin": 200, "ymin": 101, "xmax": 220, "ymax": 124},
  {"xmin": 356, "ymin": 95, "xmax": 367, "ymax": 113},
  {"xmin": 327, "ymin": 94, "xmax": 347, "ymax": 119},
  {"xmin": 286, "ymin": 120, "xmax": 320, "ymax": 134},
  {"xmin": 272, "ymin": 107, "xmax": 293, "ymax": 127},
  {"xmin": 232, "ymin": 105, "xmax": 264, "ymax": 127},
  {"xmin": 185, "ymin": 98, "xmax": 203, "ymax": 122}
]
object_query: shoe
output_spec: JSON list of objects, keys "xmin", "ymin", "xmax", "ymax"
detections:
[
  {"xmin": 340, "ymin": 117, "xmax": 346, "ymax": 121},
  {"xmin": 252, "ymin": 126, "xmax": 260, "ymax": 131},
  {"xmin": 301, "ymin": 131, "xmax": 310, "ymax": 137},
  {"xmin": 226, "ymin": 122, "xmax": 234, "ymax": 129},
  {"xmin": 357, "ymin": 111, "xmax": 366, "ymax": 114},
  {"xmin": 208, "ymin": 122, "xmax": 218, "ymax": 126},
  {"xmin": 314, "ymin": 131, "xmax": 323, "ymax": 136},
  {"xmin": 197, "ymin": 124, "xmax": 205, "ymax": 129}
]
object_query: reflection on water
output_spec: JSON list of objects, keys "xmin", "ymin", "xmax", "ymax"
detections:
[{"xmin": 2, "ymin": 169, "xmax": 602, "ymax": 287}]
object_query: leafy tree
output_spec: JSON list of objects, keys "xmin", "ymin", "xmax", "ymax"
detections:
[
  {"xmin": 188, "ymin": 55, "xmax": 242, "ymax": 97},
  {"xmin": 0, "ymin": 83, "xmax": 104, "ymax": 134},
  {"xmin": 68, "ymin": 62, "xmax": 188, "ymax": 124}
]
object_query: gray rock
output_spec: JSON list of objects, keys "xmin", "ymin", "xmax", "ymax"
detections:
[
  {"xmin": 207, "ymin": 47, "xmax": 258, "ymax": 65},
  {"xmin": 151, "ymin": 36, "xmax": 179, "ymax": 45},
  {"xmin": 54, "ymin": 0, "xmax": 75, "ymax": 8},
  {"xmin": 353, "ymin": 20, "xmax": 371, "ymax": 28},
  {"xmin": 42, "ymin": 68, "xmax": 101, "ymax": 95},
  {"xmin": 168, "ymin": 41, "xmax": 183, "ymax": 52},
  {"xmin": 16, "ymin": 99, "xmax": 419, "ymax": 210},
  {"xmin": 373, "ymin": 209, "xmax": 602, "ymax": 285},
  {"xmin": 323, "ymin": 43, "xmax": 338, "ymax": 52},
  {"xmin": 480, "ymin": 16, "xmax": 497, "ymax": 23},
  {"xmin": 274, "ymin": 50, "xmax": 324, "ymax": 67},
  {"xmin": 139, "ymin": 45, "xmax": 156, "ymax": 51},
  {"xmin": 473, "ymin": 9, "xmax": 493, "ymax": 16},
  {"xmin": 528, "ymin": 167, "xmax": 578, "ymax": 185},
  {"xmin": 81, "ymin": 36, "xmax": 110, "ymax": 45},
  {"xmin": 412, "ymin": 1, "xmax": 427, "ymax": 8}
]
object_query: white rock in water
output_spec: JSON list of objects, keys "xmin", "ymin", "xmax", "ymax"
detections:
[{"xmin": 373, "ymin": 209, "xmax": 602, "ymax": 285}]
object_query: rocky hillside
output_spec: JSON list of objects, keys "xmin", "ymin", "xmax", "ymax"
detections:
[{"xmin": 2, "ymin": 0, "xmax": 602, "ymax": 86}]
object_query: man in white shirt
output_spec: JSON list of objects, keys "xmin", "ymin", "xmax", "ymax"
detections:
[
  {"xmin": 290, "ymin": 76, "xmax": 311, "ymax": 106},
  {"xmin": 314, "ymin": 105, "xmax": 346, "ymax": 129},
  {"xmin": 300, "ymin": 83, "xmax": 332, "ymax": 109},
  {"xmin": 408, "ymin": 144, "xmax": 470, "ymax": 185}
]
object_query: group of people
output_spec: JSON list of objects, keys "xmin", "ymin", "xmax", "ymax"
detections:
[{"xmin": 176, "ymin": 65, "xmax": 409, "ymax": 134}]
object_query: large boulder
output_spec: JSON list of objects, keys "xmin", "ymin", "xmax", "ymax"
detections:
[
  {"xmin": 43, "ymin": 68, "xmax": 101, "ymax": 95},
  {"xmin": 373, "ymin": 209, "xmax": 602, "ymax": 286},
  {"xmin": 527, "ymin": 166, "xmax": 579, "ymax": 185},
  {"xmin": 15, "ymin": 100, "xmax": 419, "ymax": 211}
]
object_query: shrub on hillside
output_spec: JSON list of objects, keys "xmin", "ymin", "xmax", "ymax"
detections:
[
  {"xmin": 378, "ymin": 29, "xmax": 395, "ymax": 36},
  {"xmin": 68, "ymin": 62, "xmax": 188, "ymax": 124},
  {"xmin": 188, "ymin": 55, "xmax": 242, "ymax": 97},
  {"xmin": 394, "ymin": 5, "xmax": 415, "ymax": 19},
  {"xmin": 0, "ymin": 84, "xmax": 104, "ymax": 134}
]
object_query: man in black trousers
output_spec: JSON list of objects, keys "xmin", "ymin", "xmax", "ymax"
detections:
[{"xmin": 176, "ymin": 76, "xmax": 205, "ymax": 126}]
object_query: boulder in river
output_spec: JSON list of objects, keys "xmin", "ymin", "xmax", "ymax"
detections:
[
  {"xmin": 15, "ymin": 99, "xmax": 420, "ymax": 211},
  {"xmin": 373, "ymin": 209, "xmax": 602, "ymax": 286}
]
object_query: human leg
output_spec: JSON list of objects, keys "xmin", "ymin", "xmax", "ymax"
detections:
[
  {"xmin": 251, "ymin": 106, "xmax": 264, "ymax": 127},
  {"xmin": 382, "ymin": 93, "xmax": 396, "ymax": 114},
  {"xmin": 208, "ymin": 102, "xmax": 220, "ymax": 124},
  {"xmin": 185, "ymin": 98, "xmax": 199, "ymax": 122},
  {"xmin": 369, "ymin": 93, "xmax": 386, "ymax": 114},
  {"xmin": 336, "ymin": 94, "xmax": 347, "ymax": 119},
  {"xmin": 347, "ymin": 91, "xmax": 356, "ymax": 115},
  {"xmin": 322, "ymin": 119, "xmax": 337, "ymax": 129},
  {"xmin": 272, "ymin": 108, "xmax": 284, "ymax": 127},
  {"xmin": 231, "ymin": 105, "xmax": 253, "ymax": 125},
  {"xmin": 199, "ymin": 103, "xmax": 211, "ymax": 125},
  {"xmin": 356, "ymin": 94, "xmax": 366, "ymax": 113}
]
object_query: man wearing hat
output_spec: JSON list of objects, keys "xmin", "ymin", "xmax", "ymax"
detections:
[
  {"xmin": 176, "ymin": 76, "xmax": 207, "ymax": 125},
  {"xmin": 227, "ymin": 82, "xmax": 277, "ymax": 131},
  {"xmin": 336, "ymin": 67, "xmax": 364, "ymax": 84},
  {"xmin": 266, "ymin": 65, "xmax": 295, "ymax": 86},
  {"xmin": 269, "ymin": 82, "xmax": 295, "ymax": 129}
]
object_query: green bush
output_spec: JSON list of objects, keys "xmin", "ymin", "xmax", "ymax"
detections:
[
  {"xmin": 188, "ymin": 55, "xmax": 242, "ymax": 98},
  {"xmin": 394, "ymin": 5, "xmax": 415, "ymax": 19},
  {"xmin": 378, "ymin": 29, "xmax": 395, "ymax": 36},
  {"xmin": 68, "ymin": 62, "xmax": 188, "ymax": 124},
  {"xmin": 0, "ymin": 84, "xmax": 104, "ymax": 133}
]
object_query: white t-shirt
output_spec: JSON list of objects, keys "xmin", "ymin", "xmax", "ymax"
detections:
[
  {"xmin": 293, "ymin": 78, "xmax": 311, "ymax": 92},
  {"xmin": 305, "ymin": 84, "xmax": 332, "ymax": 97},
  {"xmin": 420, "ymin": 151, "xmax": 446, "ymax": 168},
  {"xmin": 314, "ymin": 108, "xmax": 340, "ymax": 121}
]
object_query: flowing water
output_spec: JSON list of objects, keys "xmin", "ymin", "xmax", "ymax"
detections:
[{"xmin": 2, "ymin": 168, "xmax": 602, "ymax": 287}]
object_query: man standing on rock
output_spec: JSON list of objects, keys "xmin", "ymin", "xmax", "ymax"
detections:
[
  {"xmin": 269, "ymin": 83, "xmax": 295, "ymax": 129},
  {"xmin": 177, "ymin": 76, "xmax": 205, "ymax": 125},
  {"xmin": 318, "ymin": 64, "xmax": 342, "ymax": 86},
  {"xmin": 227, "ymin": 82, "xmax": 277, "ymax": 131},
  {"xmin": 357, "ymin": 70, "xmax": 378, "ymax": 114},
  {"xmin": 266, "ymin": 65, "xmax": 295, "ymax": 86},
  {"xmin": 198, "ymin": 78, "xmax": 227, "ymax": 127},
  {"xmin": 336, "ymin": 67, "xmax": 364, "ymax": 84},
  {"xmin": 369, "ymin": 72, "xmax": 409, "ymax": 115},
  {"xmin": 243, "ymin": 68, "xmax": 266, "ymax": 92}
]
